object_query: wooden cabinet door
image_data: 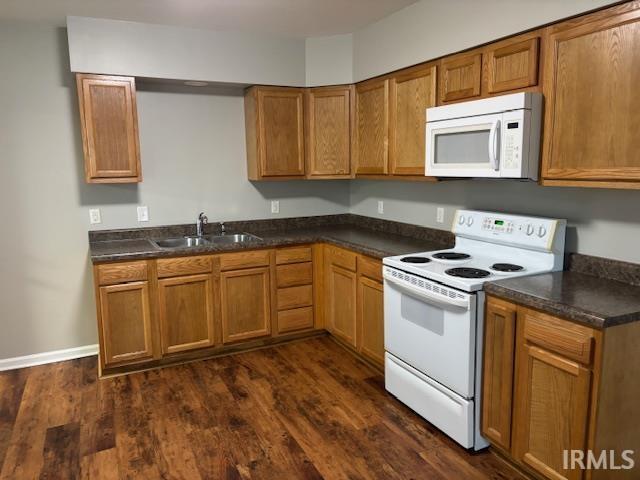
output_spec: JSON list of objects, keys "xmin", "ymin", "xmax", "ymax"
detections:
[
  {"xmin": 513, "ymin": 344, "xmax": 592, "ymax": 480},
  {"xmin": 542, "ymin": 5, "xmax": 640, "ymax": 185},
  {"xmin": 98, "ymin": 281, "xmax": 153, "ymax": 367},
  {"xmin": 482, "ymin": 297, "xmax": 517, "ymax": 451},
  {"xmin": 439, "ymin": 52, "xmax": 482, "ymax": 103},
  {"xmin": 389, "ymin": 64, "xmax": 437, "ymax": 175},
  {"xmin": 355, "ymin": 79, "xmax": 389, "ymax": 175},
  {"xmin": 257, "ymin": 88, "xmax": 305, "ymax": 177},
  {"xmin": 485, "ymin": 35, "xmax": 539, "ymax": 94},
  {"xmin": 158, "ymin": 274, "xmax": 214, "ymax": 355},
  {"xmin": 76, "ymin": 74, "xmax": 141, "ymax": 183},
  {"xmin": 327, "ymin": 264, "xmax": 357, "ymax": 346},
  {"xmin": 221, "ymin": 267, "xmax": 271, "ymax": 343},
  {"xmin": 306, "ymin": 86, "xmax": 353, "ymax": 177},
  {"xmin": 357, "ymin": 276, "xmax": 384, "ymax": 366}
]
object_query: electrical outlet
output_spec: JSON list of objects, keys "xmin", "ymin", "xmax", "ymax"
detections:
[
  {"xmin": 137, "ymin": 206, "xmax": 149, "ymax": 222},
  {"xmin": 436, "ymin": 207, "xmax": 445, "ymax": 224},
  {"xmin": 271, "ymin": 200, "xmax": 280, "ymax": 214},
  {"xmin": 377, "ymin": 201, "xmax": 384, "ymax": 214},
  {"xmin": 89, "ymin": 208, "xmax": 101, "ymax": 225}
]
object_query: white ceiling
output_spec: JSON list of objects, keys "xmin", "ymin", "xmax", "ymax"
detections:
[{"xmin": 0, "ymin": 0, "xmax": 420, "ymax": 37}]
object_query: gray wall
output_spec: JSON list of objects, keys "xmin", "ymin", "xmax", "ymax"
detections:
[
  {"xmin": 67, "ymin": 16, "xmax": 307, "ymax": 86},
  {"xmin": 0, "ymin": 23, "xmax": 349, "ymax": 360},
  {"xmin": 350, "ymin": 181, "xmax": 640, "ymax": 264},
  {"xmin": 352, "ymin": 0, "xmax": 617, "ymax": 81}
]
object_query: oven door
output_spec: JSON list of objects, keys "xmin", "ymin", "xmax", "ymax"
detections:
[
  {"xmin": 426, "ymin": 113, "xmax": 502, "ymax": 178},
  {"xmin": 383, "ymin": 267, "xmax": 477, "ymax": 398}
]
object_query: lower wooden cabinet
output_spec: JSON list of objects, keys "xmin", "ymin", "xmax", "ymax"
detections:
[
  {"xmin": 482, "ymin": 295, "xmax": 640, "ymax": 480},
  {"xmin": 357, "ymin": 275, "xmax": 384, "ymax": 366},
  {"xmin": 97, "ymin": 281, "xmax": 154, "ymax": 367},
  {"xmin": 93, "ymin": 245, "xmax": 385, "ymax": 375},
  {"xmin": 324, "ymin": 247, "xmax": 384, "ymax": 367},
  {"xmin": 481, "ymin": 297, "xmax": 517, "ymax": 451},
  {"xmin": 220, "ymin": 266, "xmax": 271, "ymax": 343},
  {"xmin": 513, "ymin": 342, "xmax": 592, "ymax": 480},
  {"xmin": 327, "ymin": 263, "xmax": 358, "ymax": 346},
  {"xmin": 157, "ymin": 274, "xmax": 214, "ymax": 355}
]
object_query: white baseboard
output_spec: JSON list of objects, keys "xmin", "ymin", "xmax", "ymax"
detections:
[{"xmin": 0, "ymin": 344, "xmax": 99, "ymax": 371}]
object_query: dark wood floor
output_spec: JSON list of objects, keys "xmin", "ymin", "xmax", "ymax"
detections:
[{"xmin": 0, "ymin": 337, "xmax": 525, "ymax": 479}]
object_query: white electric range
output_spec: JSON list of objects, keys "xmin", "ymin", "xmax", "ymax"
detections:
[{"xmin": 382, "ymin": 210, "xmax": 566, "ymax": 450}]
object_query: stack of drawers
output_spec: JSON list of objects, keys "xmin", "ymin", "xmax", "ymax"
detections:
[{"xmin": 275, "ymin": 246, "xmax": 314, "ymax": 334}]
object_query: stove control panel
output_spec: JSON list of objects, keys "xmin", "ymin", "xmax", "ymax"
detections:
[{"xmin": 453, "ymin": 210, "xmax": 566, "ymax": 253}]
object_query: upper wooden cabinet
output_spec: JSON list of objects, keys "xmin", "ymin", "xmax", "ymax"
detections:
[
  {"xmin": 439, "ymin": 51, "xmax": 482, "ymax": 103},
  {"xmin": 389, "ymin": 64, "xmax": 437, "ymax": 176},
  {"xmin": 541, "ymin": 3, "xmax": 640, "ymax": 189},
  {"xmin": 305, "ymin": 86, "xmax": 354, "ymax": 178},
  {"xmin": 484, "ymin": 34, "xmax": 540, "ymax": 94},
  {"xmin": 76, "ymin": 74, "xmax": 141, "ymax": 183},
  {"xmin": 244, "ymin": 86, "xmax": 305, "ymax": 180},
  {"xmin": 355, "ymin": 79, "xmax": 389, "ymax": 175}
]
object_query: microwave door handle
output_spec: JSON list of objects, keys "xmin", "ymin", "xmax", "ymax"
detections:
[
  {"xmin": 383, "ymin": 274, "xmax": 470, "ymax": 310},
  {"xmin": 488, "ymin": 119, "xmax": 500, "ymax": 171}
]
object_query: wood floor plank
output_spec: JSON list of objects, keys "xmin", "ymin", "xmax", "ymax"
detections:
[
  {"xmin": 39, "ymin": 422, "xmax": 81, "ymax": 479},
  {"xmin": 0, "ymin": 337, "xmax": 526, "ymax": 480}
]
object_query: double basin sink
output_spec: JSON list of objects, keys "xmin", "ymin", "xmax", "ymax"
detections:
[{"xmin": 152, "ymin": 233, "xmax": 262, "ymax": 249}]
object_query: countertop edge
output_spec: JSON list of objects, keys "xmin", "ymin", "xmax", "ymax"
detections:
[{"xmin": 484, "ymin": 282, "xmax": 640, "ymax": 329}]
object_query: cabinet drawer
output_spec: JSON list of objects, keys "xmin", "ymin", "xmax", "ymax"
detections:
[
  {"xmin": 328, "ymin": 246, "xmax": 357, "ymax": 271},
  {"xmin": 358, "ymin": 255, "xmax": 382, "ymax": 282},
  {"xmin": 277, "ymin": 307, "xmax": 314, "ymax": 334},
  {"xmin": 220, "ymin": 250, "xmax": 270, "ymax": 271},
  {"xmin": 276, "ymin": 262, "xmax": 313, "ymax": 288},
  {"xmin": 276, "ymin": 246, "xmax": 312, "ymax": 265},
  {"xmin": 97, "ymin": 261, "xmax": 148, "ymax": 286},
  {"xmin": 157, "ymin": 255, "xmax": 212, "ymax": 278},
  {"xmin": 522, "ymin": 308, "xmax": 595, "ymax": 365},
  {"xmin": 277, "ymin": 285, "xmax": 313, "ymax": 310}
]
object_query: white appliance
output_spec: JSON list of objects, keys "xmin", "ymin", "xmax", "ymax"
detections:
[
  {"xmin": 383, "ymin": 209, "xmax": 566, "ymax": 450},
  {"xmin": 425, "ymin": 92, "xmax": 542, "ymax": 179}
]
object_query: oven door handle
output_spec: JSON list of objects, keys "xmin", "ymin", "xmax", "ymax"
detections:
[{"xmin": 383, "ymin": 273, "xmax": 470, "ymax": 310}]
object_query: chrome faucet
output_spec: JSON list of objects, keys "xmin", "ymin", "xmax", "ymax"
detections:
[
  {"xmin": 196, "ymin": 212, "xmax": 208, "ymax": 237},
  {"xmin": 220, "ymin": 222, "xmax": 226, "ymax": 235}
]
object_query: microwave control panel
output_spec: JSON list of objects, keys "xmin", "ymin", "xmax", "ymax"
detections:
[{"xmin": 500, "ymin": 109, "xmax": 529, "ymax": 174}]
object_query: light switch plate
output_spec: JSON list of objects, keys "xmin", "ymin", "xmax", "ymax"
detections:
[
  {"xmin": 377, "ymin": 201, "xmax": 384, "ymax": 214},
  {"xmin": 137, "ymin": 206, "xmax": 149, "ymax": 222},
  {"xmin": 89, "ymin": 208, "xmax": 101, "ymax": 225},
  {"xmin": 436, "ymin": 207, "xmax": 445, "ymax": 224},
  {"xmin": 271, "ymin": 200, "xmax": 280, "ymax": 214}
]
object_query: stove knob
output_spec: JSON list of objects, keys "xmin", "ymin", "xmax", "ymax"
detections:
[
  {"xmin": 537, "ymin": 225, "xmax": 547, "ymax": 237},
  {"xmin": 466, "ymin": 216, "xmax": 474, "ymax": 226},
  {"xmin": 525, "ymin": 224, "xmax": 534, "ymax": 236},
  {"xmin": 458, "ymin": 215, "xmax": 465, "ymax": 225}
]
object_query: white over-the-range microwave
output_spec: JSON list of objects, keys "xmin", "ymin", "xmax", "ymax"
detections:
[{"xmin": 425, "ymin": 92, "xmax": 542, "ymax": 179}]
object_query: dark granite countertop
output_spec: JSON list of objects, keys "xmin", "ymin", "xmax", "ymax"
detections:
[
  {"xmin": 89, "ymin": 222, "xmax": 453, "ymax": 263},
  {"xmin": 485, "ymin": 271, "xmax": 640, "ymax": 329}
]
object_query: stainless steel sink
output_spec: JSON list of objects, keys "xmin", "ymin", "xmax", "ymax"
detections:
[
  {"xmin": 153, "ymin": 236, "xmax": 210, "ymax": 249},
  {"xmin": 207, "ymin": 233, "xmax": 262, "ymax": 244}
]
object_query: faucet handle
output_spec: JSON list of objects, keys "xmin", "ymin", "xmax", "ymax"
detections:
[
  {"xmin": 220, "ymin": 222, "xmax": 226, "ymax": 234},
  {"xmin": 198, "ymin": 212, "xmax": 208, "ymax": 224}
]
